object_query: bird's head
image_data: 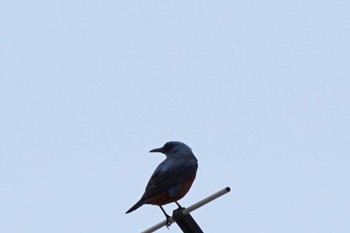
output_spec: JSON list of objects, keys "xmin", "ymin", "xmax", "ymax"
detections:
[{"xmin": 149, "ymin": 141, "xmax": 193, "ymax": 158}]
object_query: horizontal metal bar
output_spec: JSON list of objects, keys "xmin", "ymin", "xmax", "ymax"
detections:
[
  {"xmin": 141, "ymin": 187, "xmax": 231, "ymax": 233},
  {"xmin": 182, "ymin": 187, "xmax": 230, "ymax": 215},
  {"xmin": 141, "ymin": 219, "xmax": 170, "ymax": 233}
]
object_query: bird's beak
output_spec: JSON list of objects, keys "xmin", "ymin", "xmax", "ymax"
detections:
[{"xmin": 149, "ymin": 147, "xmax": 164, "ymax": 153}]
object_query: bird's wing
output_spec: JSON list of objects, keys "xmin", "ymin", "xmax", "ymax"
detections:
[{"xmin": 141, "ymin": 159, "xmax": 197, "ymax": 199}]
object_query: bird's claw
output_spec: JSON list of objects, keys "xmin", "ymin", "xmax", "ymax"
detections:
[{"xmin": 165, "ymin": 215, "xmax": 172, "ymax": 228}]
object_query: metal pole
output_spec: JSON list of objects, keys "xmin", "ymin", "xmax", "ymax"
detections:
[
  {"xmin": 182, "ymin": 187, "xmax": 231, "ymax": 215},
  {"xmin": 141, "ymin": 187, "xmax": 231, "ymax": 233}
]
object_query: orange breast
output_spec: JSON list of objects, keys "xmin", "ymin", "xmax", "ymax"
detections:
[
  {"xmin": 145, "ymin": 177, "xmax": 196, "ymax": 206},
  {"xmin": 145, "ymin": 192, "xmax": 169, "ymax": 205}
]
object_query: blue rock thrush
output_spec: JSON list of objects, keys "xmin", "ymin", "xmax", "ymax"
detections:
[{"xmin": 126, "ymin": 141, "xmax": 198, "ymax": 226}]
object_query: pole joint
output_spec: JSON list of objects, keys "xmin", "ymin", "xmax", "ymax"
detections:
[{"xmin": 172, "ymin": 207, "xmax": 204, "ymax": 233}]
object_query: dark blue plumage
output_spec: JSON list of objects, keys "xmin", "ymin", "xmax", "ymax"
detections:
[{"xmin": 126, "ymin": 141, "xmax": 198, "ymax": 214}]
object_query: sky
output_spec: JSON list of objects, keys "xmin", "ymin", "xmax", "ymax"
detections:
[{"xmin": 1, "ymin": 1, "xmax": 349, "ymax": 232}]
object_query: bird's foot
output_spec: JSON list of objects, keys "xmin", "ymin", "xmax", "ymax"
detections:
[
  {"xmin": 165, "ymin": 214, "xmax": 173, "ymax": 228},
  {"xmin": 159, "ymin": 205, "xmax": 173, "ymax": 228}
]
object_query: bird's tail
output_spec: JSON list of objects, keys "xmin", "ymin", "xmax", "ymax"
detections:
[{"xmin": 125, "ymin": 199, "xmax": 144, "ymax": 214}]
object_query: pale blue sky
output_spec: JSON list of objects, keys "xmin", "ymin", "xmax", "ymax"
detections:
[{"xmin": 1, "ymin": 1, "xmax": 349, "ymax": 232}]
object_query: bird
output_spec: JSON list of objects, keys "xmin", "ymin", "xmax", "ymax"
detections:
[{"xmin": 125, "ymin": 141, "xmax": 198, "ymax": 226}]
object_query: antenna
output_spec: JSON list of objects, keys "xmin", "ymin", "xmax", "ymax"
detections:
[{"xmin": 141, "ymin": 187, "xmax": 231, "ymax": 233}]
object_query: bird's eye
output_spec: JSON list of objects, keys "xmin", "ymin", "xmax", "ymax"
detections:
[{"xmin": 163, "ymin": 142, "xmax": 173, "ymax": 152}]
